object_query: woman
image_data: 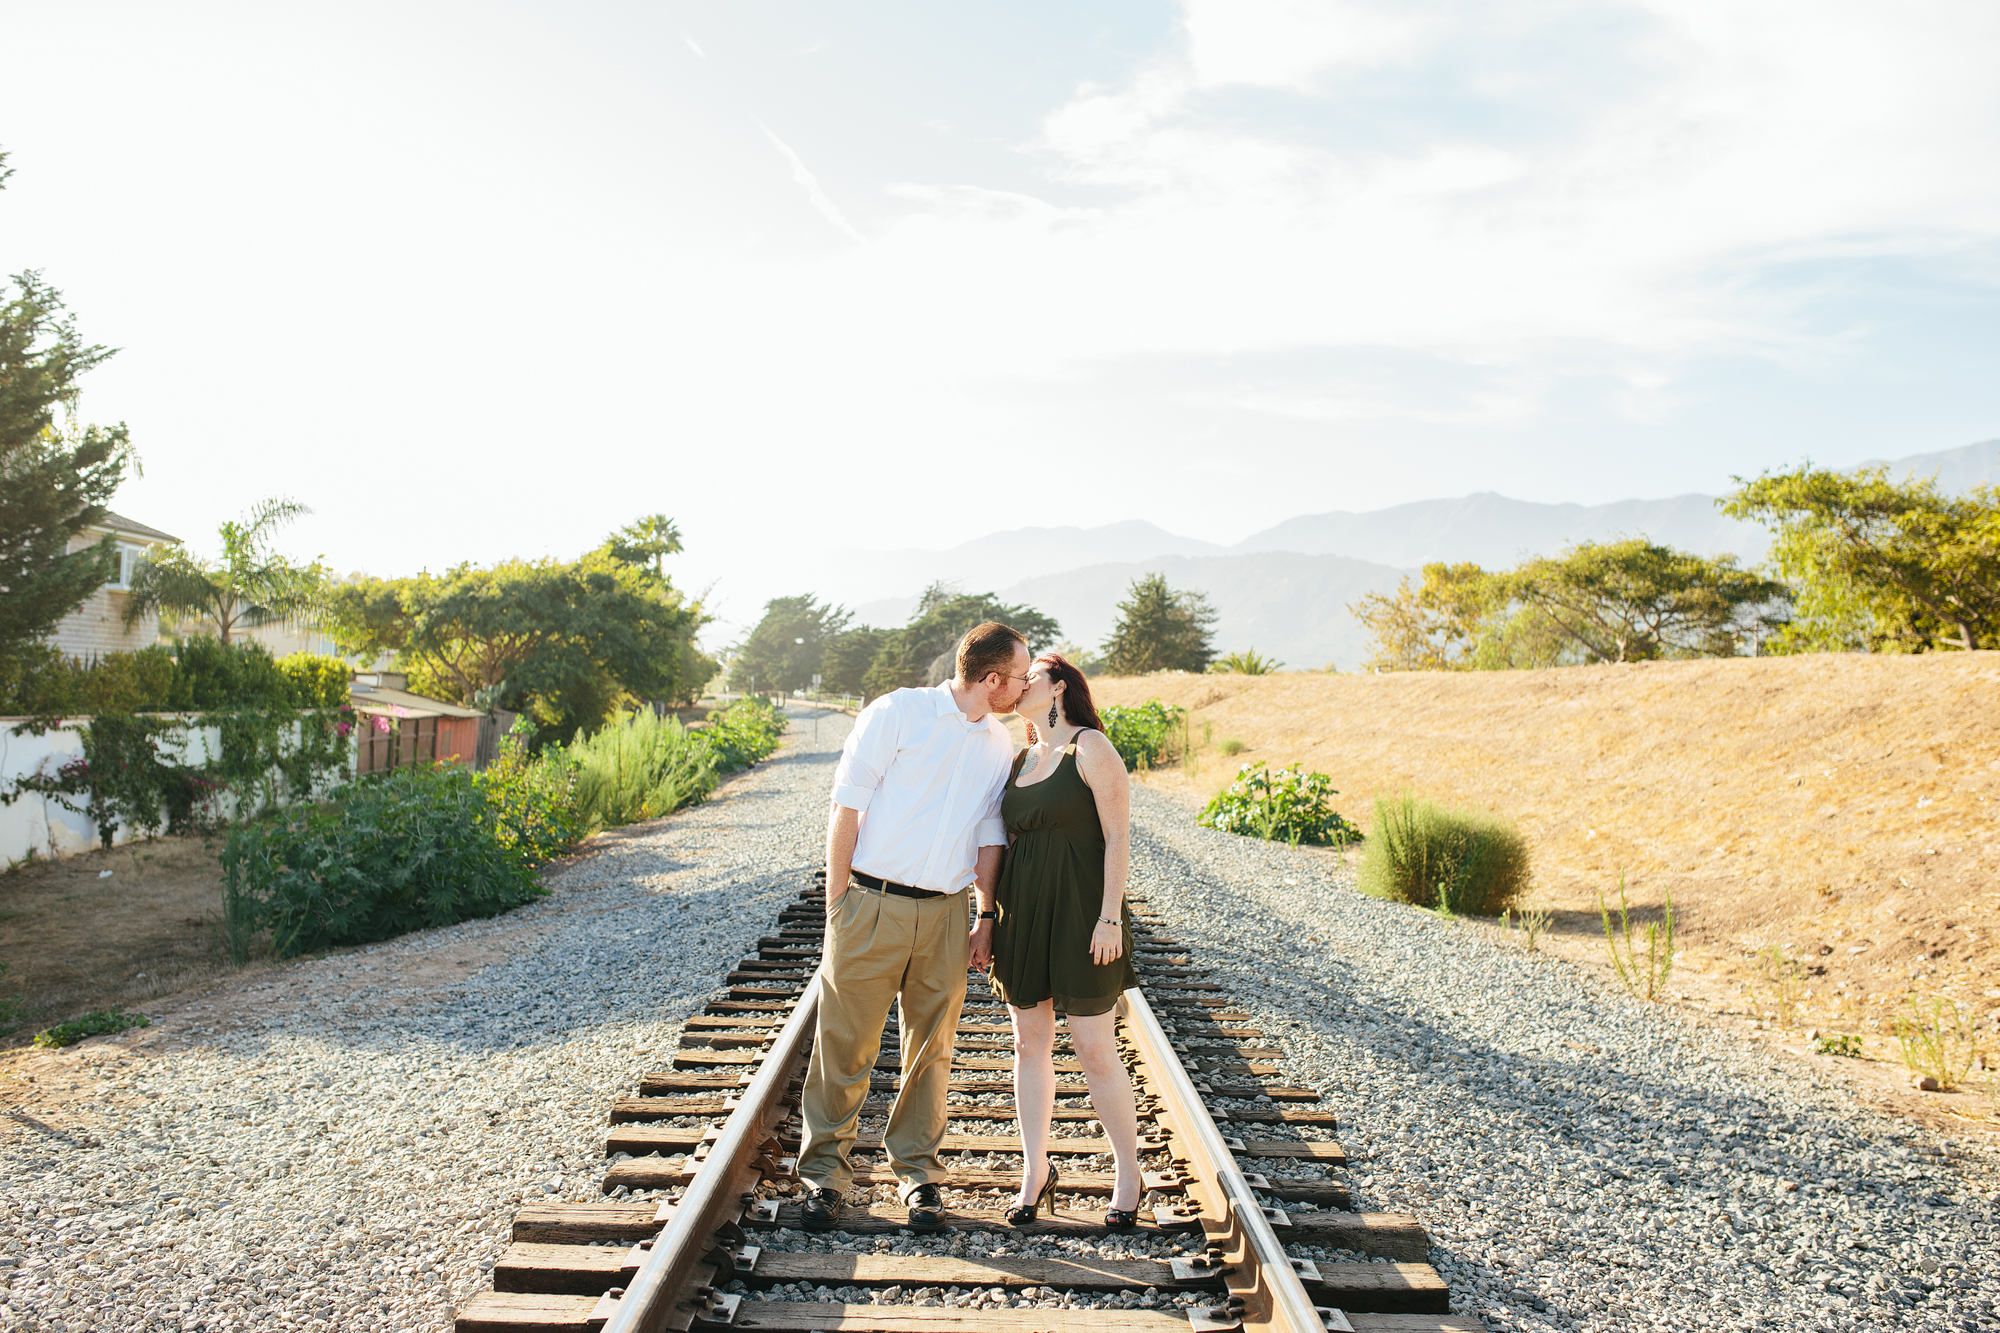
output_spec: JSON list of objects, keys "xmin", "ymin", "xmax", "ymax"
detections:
[{"xmin": 988, "ymin": 653, "xmax": 1142, "ymax": 1228}]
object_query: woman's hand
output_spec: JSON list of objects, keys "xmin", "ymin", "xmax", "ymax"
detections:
[{"xmin": 1088, "ymin": 918, "xmax": 1123, "ymax": 966}]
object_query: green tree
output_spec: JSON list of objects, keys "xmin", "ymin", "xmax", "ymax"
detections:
[
  {"xmin": 123, "ymin": 497, "xmax": 327, "ymax": 643},
  {"xmin": 861, "ymin": 583, "xmax": 1060, "ymax": 698},
  {"xmin": 1102, "ymin": 573, "xmax": 1216, "ymax": 675},
  {"xmin": 820, "ymin": 626, "xmax": 886, "ymax": 695},
  {"xmin": 730, "ymin": 595, "xmax": 852, "ymax": 693},
  {"xmin": 604, "ymin": 514, "xmax": 684, "ymax": 579},
  {"xmin": 330, "ymin": 541, "xmax": 710, "ymax": 741},
  {"xmin": 1350, "ymin": 563, "xmax": 1501, "ymax": 672},
  {"xmin": 1, "ymin": 155, "xmax": 136, "ymax": 659},
  {"xmin": 1722, "ymin": 462, "xmax": 2000, "ymax": 653},
  {"xmin": 1505, "ymin": 539, "xmax": 1786, "ymax": 664}
]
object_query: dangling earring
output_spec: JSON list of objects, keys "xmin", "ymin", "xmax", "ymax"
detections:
[{"xmin": 1047, "ymin": 699, "xmax": 1059, "ymax": 729}]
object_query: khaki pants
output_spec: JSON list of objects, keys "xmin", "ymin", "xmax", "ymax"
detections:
[{"xmin": 797, "ymin": 884, "xmax": 969, "ymax": 1196}]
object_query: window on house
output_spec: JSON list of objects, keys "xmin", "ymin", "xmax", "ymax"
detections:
[{"xmin": 104, "ymin": 543, "xmax": 147, "ymax": 590}]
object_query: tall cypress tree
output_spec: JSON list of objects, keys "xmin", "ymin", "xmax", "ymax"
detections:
[
  {"xmin": 1103, "ymin": 573, "xmax": 1218, "ymax": 675},
  {"xmin": 0, "ymin": 152, "xmax": 135, "ymax": 659}
]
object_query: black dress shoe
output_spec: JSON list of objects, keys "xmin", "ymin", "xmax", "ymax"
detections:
[
  {"xmin": 799, "ymin": 1187, "xmax": 844, "ymax": 1231},
  {"xmin": 903, "ymin": 1182, "xmax": 945, "ymax": 1232}
]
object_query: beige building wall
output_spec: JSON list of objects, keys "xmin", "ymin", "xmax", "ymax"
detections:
[{"xmin": 44, "ymin": 519, "xmax": 174, "ymax": 658}]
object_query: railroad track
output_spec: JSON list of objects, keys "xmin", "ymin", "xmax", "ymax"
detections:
[{"xmin": 455, "ymin": 873, "xmax": 1481, "ymax": 1333}]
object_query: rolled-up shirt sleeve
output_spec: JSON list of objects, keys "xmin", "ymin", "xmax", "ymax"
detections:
[
  {"xmin": 831, "ymin": 694, "xmax": 899, "ymax": 811},
  {"xmin": 974, "ymin": 767, "xmax": 1009, "ymax": 848}
]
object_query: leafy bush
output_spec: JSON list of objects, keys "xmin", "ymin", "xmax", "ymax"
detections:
[
  {"xmin": 1218, "ymin": 737, "xmax": 1246, "ymax": 756},
  {"xmin": 33, "ymin": 1009, "xmax": 149, "ymax": 1048},
  {"xmin": 1815, "ymin": 1033, "xmax": 1862, "ymax": 1057},
  {"xmin": 221, "ymin": 765, "xmax": 546, "ymax": 958},
  {"xmin": 277, "ymin": 652, "xmax": 351, "ymax": 708},
  {"xmin": 1359, "ymin": 793, "xmax": 1528, "ymax": 917},
  {"xmin": 1101, "ymin": 700, "xmax": 1187, "ymax": 770},
  {"xmin": 703, "ymin": 695, "xmax": 790, "ymax": 770},
  {"xmin": 1199, "ymin": 762, "xmax": 1360, "ymax": 846},
  {"xmin": 570, "ymin": 708, "xmax": 720, "ymax": 830},
  {"xmin": 479, "ymin": 723, "xmax": 587, "ymax": 862}
]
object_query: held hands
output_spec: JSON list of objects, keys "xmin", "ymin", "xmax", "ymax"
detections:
[
  {"xmin": 1088, "ymin": 919, "xmax": 1123, "ymax": 966},
  {"xmin": 968, "ymin": 917, "xmax": 994, "ymax": 973}
]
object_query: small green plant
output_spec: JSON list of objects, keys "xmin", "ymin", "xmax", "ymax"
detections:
[
  {"xmin": 1894, "ymin": 995, "xmax": 1976, "ymax": 1090},
  {"xmin": 1100, "ymin": 700, "xmax": 1188, "ymax": 771},
  {"xmin": 1757, "ymin": 947, "xmax": 1807, "ymax": 1028},
  {"xmin": 1814, "ymin": 1033, "xmax": 1863, "ymax": 1057},
  {"xmin": 1199, "ymin": 763, "xmax": 1361, "ymax": 847},
  {"xmin": 1504, "ymin": 904, "xmax": 1552, "ymax": 951},
  {"xmin": 33, "ymin": 1009, "xmax": 149, "ymax": 1048},
  {"xmin": 701, "ymin": 695, "xmax": 790, "ymax": 771},
  {"xmin": 1600, "ymin": 875, "xmax": 1673, "ymax": 1000},
  {"xmin": 479, "ymin": 721, "xmax": 587, "ymax": 861},
  {"xmin": 1218, "ymin": 737, "xmax": 1247, "ymax": 757},
  {"xmin": 1209, "ymin": 649, "xmax": 1282, "ymax": 675},
  {"xmin": 1359, "ymin": 793, "xmax": 1528, "ymax": 917}
]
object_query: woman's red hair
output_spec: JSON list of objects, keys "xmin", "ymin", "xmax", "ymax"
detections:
[{"xmin": 1030, "ymin": 653, "xmax": 1105, "ymax": 738}]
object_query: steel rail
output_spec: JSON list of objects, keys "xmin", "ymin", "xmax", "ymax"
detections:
[
  {"xmin": 1121, "ymin": 983, "xmax": 1330, "ymax": 1333},
  {"xmin": 601, "ymin": 967, "xmax": 824, "ymax": 1333}
]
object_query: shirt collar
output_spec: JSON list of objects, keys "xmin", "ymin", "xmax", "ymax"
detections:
[{"xmin": 932, "ymin": 682, "xmax": 994, "ymax": 728}]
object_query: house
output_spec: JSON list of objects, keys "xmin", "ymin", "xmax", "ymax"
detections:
[{"xmin": 45, "ymin": 511, "xmax": 180, "ymax": 656}]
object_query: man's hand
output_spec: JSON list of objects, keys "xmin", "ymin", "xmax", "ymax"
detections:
[{"xmin": 968, "ymin": 918, "xmax": 994, "ymax": 973}]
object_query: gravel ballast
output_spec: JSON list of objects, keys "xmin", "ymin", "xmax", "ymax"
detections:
[{"xmin": 3, "ymin": 706, "xmax": 1994, "ymax": 1332}]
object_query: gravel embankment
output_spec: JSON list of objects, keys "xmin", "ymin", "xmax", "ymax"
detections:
[
  {"xmin": 1125, "ymin": 784, "xmax": 1999, "ymax": 1333},
  {"xmin": 4, "ymin": 706, "xmax": 1994, "ymax": 1333},
  {"xmin": 0, "ymin": 707, "xmax": 843, "ymax": 1333}
]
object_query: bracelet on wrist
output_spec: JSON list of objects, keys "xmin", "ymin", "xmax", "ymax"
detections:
[
  {"xmin": 976, "ymin": 910, "xmax": 997, "ymax": 920},
  {"xmin": 1097, "ymin": 916, "xmax": 1119, "ymax": 925}
]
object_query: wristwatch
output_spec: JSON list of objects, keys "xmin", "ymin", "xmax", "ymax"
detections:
[{"xmin": 976, "ymin": 910, "xmax": 998, "ymax": 920}]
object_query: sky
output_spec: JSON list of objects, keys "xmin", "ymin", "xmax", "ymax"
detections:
[{"xmin": 4, "ymin": 0, "xmax": 1999, "ymax": 641}]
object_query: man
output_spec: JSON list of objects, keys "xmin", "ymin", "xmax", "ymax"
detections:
[{"xmin": 795, "ymin": 621, "xmax": 1031, "ymax": 1232}]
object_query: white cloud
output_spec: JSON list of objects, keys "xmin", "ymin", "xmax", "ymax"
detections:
[{"xmin": 757, "ymin": 120, "xmax": 867, "ymax": 244}]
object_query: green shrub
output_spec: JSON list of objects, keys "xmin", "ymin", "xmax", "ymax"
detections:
[
  {"xmin": 33, "ymin": 1009, "xmax": 149, "ymax": 1048},
  {"xmin": 570, "ymin": 708, "xmax": 720, "ymax": 829},
  {"xmin": 176, "ymin": 636, "xmax": 290, "ymax": 709},
  {"xmin": 1101, "ymin": 700, "xmax": 1187, "ymax": 770},
  {"xmin": 479, "ymin": 723, "xmax": 587, "ymax": 860},
  {"xmin": 1218, "ymin": 737, "xmax": 1246, "ymax": 756},
  {"xmin": 703, "ymin": 696, "xmax": 790, "ymax": 771},
  {"xmin": 220, "ymin": 765, "xmax": 546, "ymax": 958},
  {"xmin": 1209, "ymin": 649, "xmax": 1282, "ymax": 675},
  {"xmin": 276, "ymin": 652, "xmax": 351, "ymax": 709},
  {"xmin": 1199, "ymin": 762, "xmax": 1360, "ymax": 846},
  {"xmin": 0, "ymin": 639, "xmax": 348, "ymax": 717},
  {"xmin": 1359, "ymin": 793, "xmax": 1528, "ymax": 917}
]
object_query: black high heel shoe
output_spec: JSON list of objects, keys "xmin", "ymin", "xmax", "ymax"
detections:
[
  {"xmin": 1005, "ymin": 1156, "xmax": 1058, "ymax": 1227},
  {"xmin": 1103, "ymin": 1196, "xmax": 1140, "ymax": 1230}
]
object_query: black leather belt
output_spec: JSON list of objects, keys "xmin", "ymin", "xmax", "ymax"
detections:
[{"xmin": 850, "ymin": 870, "xmax": 945, "ymax": 899}]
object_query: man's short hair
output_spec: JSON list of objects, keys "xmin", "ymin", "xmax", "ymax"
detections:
[{"xmin": 957, "ymin": 622, "xmax": 1027, "ymax": 685}]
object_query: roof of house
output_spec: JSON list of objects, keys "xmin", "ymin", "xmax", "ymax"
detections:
[
  {"xmin": 91, "ymin": 510, "xmax": 180, "ymax": 544},
  {"xmin": 346, "ymin": 681, "xmax": 487, "ymax": 720}
]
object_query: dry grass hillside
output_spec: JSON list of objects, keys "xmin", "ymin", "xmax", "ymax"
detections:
[{"xmin": 1095, "ymin": 654, "xmax": 2000, "ymax": 1103}]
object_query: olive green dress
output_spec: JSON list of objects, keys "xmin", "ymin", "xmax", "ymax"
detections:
[{"xmin": 990, "ymin": 736, "xmax": 1137, "ymax": 1016}]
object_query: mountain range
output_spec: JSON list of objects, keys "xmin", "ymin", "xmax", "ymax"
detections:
[{"xmin": 826, "ymin": 440, "xmax": 1998, "ymax": 671}]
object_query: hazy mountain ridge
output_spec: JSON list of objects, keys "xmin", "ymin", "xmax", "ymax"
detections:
[{"xmin": 823, "ymin": 439, "xmax": 2000, "ymax": 669}]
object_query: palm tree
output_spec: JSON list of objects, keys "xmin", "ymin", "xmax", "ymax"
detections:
[
  {"xmin": 124, "ymin": 497, "xmax": 328, "ymax": 642},
  {"xmin": 607, "ymin": 514, "xmax": 684, "ymax": 579}
]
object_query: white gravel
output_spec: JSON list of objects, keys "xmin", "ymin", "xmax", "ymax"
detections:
[
  {"xmin": 0, "ymin": 706, "xmax": 841, "ymax": 1333},
  {"xmin": 1126, "ymin": 784, "xmax": 2000, "ymax": 1333},
  {"xmin": 6, "ymin": 705, "xmax": 1994, "ymax": 1333}
]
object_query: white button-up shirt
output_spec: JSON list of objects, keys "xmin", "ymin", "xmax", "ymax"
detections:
[{"xmin": 831, "ymin": 684, "xmax": 1014, "ymax": 894}]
